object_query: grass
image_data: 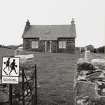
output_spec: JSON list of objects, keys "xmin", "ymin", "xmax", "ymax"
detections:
[
  {"xmin": 0, "ymin": 47, "xmax": 14, "ymax": 67},
  {"xmin": 80, "ymin": 52, "xmax": 105, "ymax": 60},
  {"xmin": 0, "ymin": 48, "xmax": 79, "ymax": 105},
  {"xmin": 28, "ymin": 52, "xmax": 79, "ymax": 105}
]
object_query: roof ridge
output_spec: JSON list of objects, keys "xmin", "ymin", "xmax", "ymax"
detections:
[{"xmin": 30, "ymin": 24, "xmax": 71, "ymax": 26}]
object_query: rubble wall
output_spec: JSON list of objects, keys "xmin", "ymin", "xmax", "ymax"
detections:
[{"xmin": 75, "ymin": 57, "xmax": 105, "ymax": 105}]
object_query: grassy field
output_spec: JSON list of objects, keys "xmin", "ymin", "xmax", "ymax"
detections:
[
  {"xmin": 31, "ymin": 53, "xmax": 79, "ymax": 105},
  {"xmin": 0, "ymin": 47, "xmax": 14, "ymax": 67},
  {"xmin": 23, "ymin": 52, "xmax": 105, "ymax": 105},
  {"xmin": 80, "ymin": 52, "xmax": 105, "ymax": 60},
  {"xmin": 0, "ymin": 48, "xmax": 79, "ymax": 105}
]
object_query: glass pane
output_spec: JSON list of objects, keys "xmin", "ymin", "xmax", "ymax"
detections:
[
  {"xmin": 32, "ymin": 41, "xmax": 38, "ymax": 48},
  {"xmin": 59, "ymin": 41, "xmax": 63, "ymax": 48},
  {"xmin": 62, "ymin": 41, "xmax": 66, "ymax": 48}
]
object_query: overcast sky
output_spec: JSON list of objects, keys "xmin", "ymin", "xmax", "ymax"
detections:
[{"xmin": 0, "ymin": 0, "xmax": 105, "ymax": 48}]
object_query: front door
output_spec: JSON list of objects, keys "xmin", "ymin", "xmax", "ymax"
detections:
[{"xmin": 45, "ymin": 41, "xmax": 52, "ymax": 52}]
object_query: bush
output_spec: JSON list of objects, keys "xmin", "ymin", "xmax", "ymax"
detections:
[
  {"xmin": 96, "ymin": 46, "xmax": 105, "ymax": 53},
  {"xmin": 86, "ymin": 45, "xmax": 94, "ymax": 52}
]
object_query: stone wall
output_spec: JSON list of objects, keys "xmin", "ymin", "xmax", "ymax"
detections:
[{"xmin": 75, "ymin": 58, "xmax": 105, "ymax": 105}]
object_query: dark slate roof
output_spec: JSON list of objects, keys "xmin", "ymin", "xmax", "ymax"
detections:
[{"xmin": 22, "ymin": 25, "xmax": 76, "ymax": 40}]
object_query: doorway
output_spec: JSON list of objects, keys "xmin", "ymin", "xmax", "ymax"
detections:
[{"xmin": 45, "ymin": 41, "xmax": 52, "ymax": 52}]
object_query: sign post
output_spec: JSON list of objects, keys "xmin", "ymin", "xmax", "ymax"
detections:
[
  {"xmin": 32, "ymin": 64, "xmax": 37, "ymax": 105},
  {"xmin": 9, "ymin": 84, "xmax": 12, "ymax": 105},
  {"xmin": 22, "ymin": 68, "xmax": 25, "ymax": 105},
  {"xmin": 1, "ymin": 57, "xmax": 19, "ymax": 105}
]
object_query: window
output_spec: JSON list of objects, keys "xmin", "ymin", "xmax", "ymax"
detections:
[
  {"xmin": 31, "ymin": 41, "xmax": 38, "ymax": 48},
  {"xmin": 59, "ymin": 41, "xmax": 66, "ymax": 48}
]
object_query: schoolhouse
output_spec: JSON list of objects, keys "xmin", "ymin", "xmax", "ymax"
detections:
[{"xmin": 22, "ymin": 19, "xmax": 76, "ymax": 53}]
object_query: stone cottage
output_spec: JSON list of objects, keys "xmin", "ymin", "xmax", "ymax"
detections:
[{"xmin": 22, "ymin": 19, "xmax": 76, "ymax": 53}]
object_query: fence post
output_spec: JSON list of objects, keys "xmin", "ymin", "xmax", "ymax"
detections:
[
  {"xmin": 35, "ymin": 64, "xmax": 37, "ymax": 105},
  {"xmin": 31, "ymin": 64, "xmax": 37, "ymax": 105},
  {"xmin": 22, "ymin": 68, "xmax": 25, "ymax": 105},
  {"xmin": 9, "ymin": 84, "xmax": 12, "ymax": 105}
]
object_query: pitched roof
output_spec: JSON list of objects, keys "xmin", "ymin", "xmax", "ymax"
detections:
[{"xmin": 22, "ymin": 24, "xmax": 76, "ymax": 40}]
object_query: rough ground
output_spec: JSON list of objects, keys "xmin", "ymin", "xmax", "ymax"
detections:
[
  {"xmin": 0, "ymin": 47, "xmax": 14, "ymax": 67},
  {"xmin": 0, "ymin": 48, "xmax": 79, "ymax": 105},
  {"xmin": 76, "ymin": 53, "xmax": 105, "ymax": 105},
  {"xmin": 0, "ymin": 48, "xmax": 104, "ymax": 105}
]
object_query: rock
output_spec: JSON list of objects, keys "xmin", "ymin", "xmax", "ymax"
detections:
[
  {"xmin": 91, "ymin": 59, "xmax": 105, "ymax": 70},
  {"xmin": 76, "ymin": 81, "xmax": 99, "ymax": 99},
  {"xmin": 86, "ymin": 71, "xmax": 104, "ymax": 82},
  {"xmin": 77, "ymin": 58, "xmax": 89, "ymax": 64},
  {"xmin": 77, "ymin": 62, "xmax": 96, "ymax": 74},
  {"xmin": 15, "ymin": 54, "xmax": 34, "ymax": 63}
]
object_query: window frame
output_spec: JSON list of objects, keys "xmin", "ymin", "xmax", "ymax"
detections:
[
  {"xmin": 58, "ymin": 41, "xmax": 66, "ymax": 49},
  {"xmin": 31, "ymin": 41, "xmax": 39, "ymax": 49}
]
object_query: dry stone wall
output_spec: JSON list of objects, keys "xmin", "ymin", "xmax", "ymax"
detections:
[{"xmin": 75, "ymin": 57, "xmax": 105, "ymax": 105}]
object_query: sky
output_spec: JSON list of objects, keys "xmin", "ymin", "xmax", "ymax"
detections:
[{"xmin": 0, "ymin": 0, "xmax": 105, "ymax": 48}]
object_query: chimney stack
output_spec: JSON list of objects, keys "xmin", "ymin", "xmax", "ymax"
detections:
[
  {"xmin": 71, "ymin": 18, "xmax": 76, "ymax": 37},
  {"xmin": 71, "ymin": 18, "xmax": 75, "ymax": 25},
  {"xmin": 24, "ymin": 19, "xmax": 30, "ymax": 32}
]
